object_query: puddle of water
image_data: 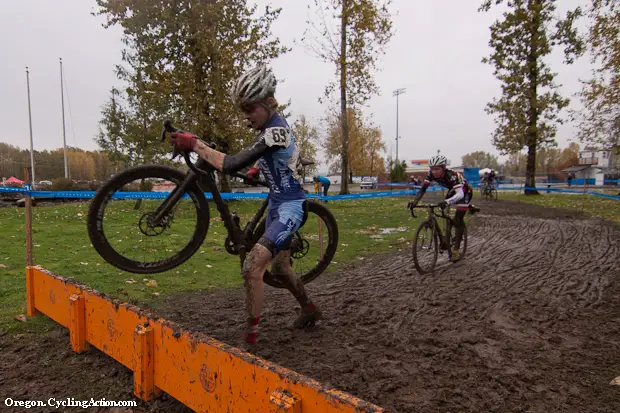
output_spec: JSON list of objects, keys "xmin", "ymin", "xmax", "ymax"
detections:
[{"xmin": 379, "ymin": 226, "xmax": 409, "ymax": 235}]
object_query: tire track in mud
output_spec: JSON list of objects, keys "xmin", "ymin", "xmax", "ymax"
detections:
[{"xmin": 155, "ymin": 199, "xmax": 620, "ymax": 413}]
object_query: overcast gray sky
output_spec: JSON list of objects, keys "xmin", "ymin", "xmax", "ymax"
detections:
[{"xmin": 0, "ymin": 0, "xmax": 593, "ymax": 171}]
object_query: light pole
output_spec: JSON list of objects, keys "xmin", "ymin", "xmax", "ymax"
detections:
[
  {"xmin": 60, "ymin": 58, "xmax": 69, "ymax": 178},
  {"xmin": 26, "ymin": 67, "xmax": 35, "ymax": 187},
  {"xmin": 393, "ymin": 88, "xmax": 406, "ymax": 163}
]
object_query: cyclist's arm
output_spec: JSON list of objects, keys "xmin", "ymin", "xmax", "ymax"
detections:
[
  {"xmin": 412, "ymin": 180, "xmax": 430, "ymax": 203},
  {"xmin": 222, "ymin": 138, "xmax": 272, "ymax": 174},
  {"xmin": 193, "ymin": 140, "xmax": 227, "ymax": 171},
  {"xmin": 193, "ymin": 132, "xmax": 273, "ymax": 174},
  {"xmin": 445, "ymin": 185, "xmax": 464, "ymax": 205},
  {"xmin": 221, "ymin": 126, "xmax": 290, "ymax": 173}
]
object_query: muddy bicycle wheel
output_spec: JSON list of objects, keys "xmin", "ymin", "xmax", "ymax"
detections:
[
  {"xmin": 87, "ymin": 165, "xmax": 210, "ymax": 274},
  {"xmin": 490, "ymin": 189, "xmax": 498, "ymax": 201},
  {"xmin": 253, "ymin": 200, "xmax": 339, "ymax": 288},
  {"xmin": 412, "ymin": 221, "xmax": 438, "ymax": 274}
]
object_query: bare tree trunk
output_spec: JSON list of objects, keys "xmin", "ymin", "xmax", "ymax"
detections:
[
  {"xmin": 339, "ymin": 0, "xmax": 350, "ymax": 194},
  {"xmin": 525, "ymin": 0, "xmax": 540, "ymax": 195}
]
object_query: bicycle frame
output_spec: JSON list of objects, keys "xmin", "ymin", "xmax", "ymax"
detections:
[
  {"xmin": 412, "ymin": 204, "xmax": 471, "ymax": 251},
  {"xmin": 426, "ymin": 208, "xmax": 451, "ymax": 251},
  {"xmin": 151, "ymin": 157, "xmax": 270, "ymax": 263}
]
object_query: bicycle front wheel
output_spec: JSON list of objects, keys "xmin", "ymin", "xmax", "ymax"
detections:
[
  {"xmin": 253, "ymin": 200, "xmax": 339, "ymax": 288},
  {"xmin": 87, "ymin": 165, "xmax": 210, "ymax": 274},
  {"xmin": 412, "ymin": 221, "xmax": 438, "ymax": 274}
]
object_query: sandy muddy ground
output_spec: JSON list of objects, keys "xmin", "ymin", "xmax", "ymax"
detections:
[{"xmin": 2, "ymin": 198, "xmax": 620, "ymax": 412}]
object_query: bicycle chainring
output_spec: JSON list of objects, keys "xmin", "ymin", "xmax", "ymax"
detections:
[{"xmin": 290, "ymin": 233, "xmax": 310, "ymax": 259}]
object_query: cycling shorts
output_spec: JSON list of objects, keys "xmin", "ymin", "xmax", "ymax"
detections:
[{"xmin": 258, "ymin": 199, "xmax": 305, "ymax": 256}]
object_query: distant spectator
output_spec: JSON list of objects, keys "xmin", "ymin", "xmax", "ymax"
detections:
[
  {"xmin": 567, "ymin": 173, "xmax": 573, "ymax": 188},
  {"xmin": 314, "ymin": 176, "xmax": 331, "ymax": 198}
]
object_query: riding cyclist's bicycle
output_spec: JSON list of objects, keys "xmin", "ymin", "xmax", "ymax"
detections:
[
  {"xmin": 481, "ymin": 182, "xmax": 498, "ymax": 201},
  {"xmin": 409, "ymin": 203, "xmax": 475, "ymax": 274},
  {"xmin": 87, "ymin": 121, "xmax": 339, "ymax": 289}
]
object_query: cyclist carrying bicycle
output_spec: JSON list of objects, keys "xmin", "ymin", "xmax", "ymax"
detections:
[
  {"xmin": 168, "ymin": 65, "xmax": 321, "ymax": 345},
  {"xmin": 407, "ymin": 155, "xmax": 475, "ymax": 261}
]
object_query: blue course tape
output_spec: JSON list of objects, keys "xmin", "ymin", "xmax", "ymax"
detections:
[
  {"xmin": 0, "ymin": 187, "xmax": 425, "ymax": 201},
  {"xmin": 522, "ymin": 186, "xmax": 620, "ymax": 200}
]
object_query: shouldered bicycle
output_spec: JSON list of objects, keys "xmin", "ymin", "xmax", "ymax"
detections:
[{"xmin": 87, "ymin": 121, "xmax": 339, "ymax": 288}]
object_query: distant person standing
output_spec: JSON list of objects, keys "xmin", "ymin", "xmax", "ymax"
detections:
[
  {"xmin": 567, "ymin": 172, "xmax": 573, "ymax": 188},
  {"xmin": 314, "ymin": 175, "xmax": 331, "ymax": 198}
]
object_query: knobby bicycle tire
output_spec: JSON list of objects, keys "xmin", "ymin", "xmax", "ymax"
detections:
[
  {"xmin": 412, "ymin": 221, "xmax": 438, "ymax": 274},
  {"xmin": 253, "ymin": 200, "xmax": 339, "ymax": 288},
  {"xmin": 87, "ymin": 165, "xmax": 210, "ymax": 274}
]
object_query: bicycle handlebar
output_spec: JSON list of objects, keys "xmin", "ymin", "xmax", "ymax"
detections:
[{"xmin": 160, "ymin": 120, "xmax": 268, "ymax": 187}]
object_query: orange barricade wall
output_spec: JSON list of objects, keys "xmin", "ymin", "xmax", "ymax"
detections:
[{"xmin": 26, "ymin": 266, "xmax": 387, "ymax": 413}]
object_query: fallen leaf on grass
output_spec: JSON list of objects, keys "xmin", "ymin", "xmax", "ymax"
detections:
[
  {"xmin": 0, "ymin": 264, "xmax": 7, "ymax": 269},
  {"xmin": 80, "ymin": 262, "xmax": 88, "ymax": 265},
  {"xmin": 206, "ymin": 265, "xmax": 213, "ymax": 268},
  {"xmin": 14, "ymin": 314, "xmax": 27, "ymax": 322},
  {"xmin": 152, "ymin": 292, "xmax": 160, "ymax": 296},
  {"xmin": 610, "ymin": 376, "xmax": 620, "ymax": 385},
  {"xmin": 146, "ymin": 279, "xmax": 158, "ymax": 288},
  {"xmin": 125, "ymin": 279, "xmax": 137, "ymax": 284},
  {"xmin": 212, "ymin": 246, "xmax": 221, "ymax": 251}
]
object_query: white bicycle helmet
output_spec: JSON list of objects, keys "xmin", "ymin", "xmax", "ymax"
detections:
[
  {"xmin": 429, "ymin": 155, "xmax": 448, "ymax": 167},
  {"xmin": 230, "ymin": 65, "xmax": 277, "ymax": 108}
]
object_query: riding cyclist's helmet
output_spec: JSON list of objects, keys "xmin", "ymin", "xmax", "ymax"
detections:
[
  {"xmin": 231, "ymin": 65, "xmax": 277, "ymax": 108},
  {"xmin": 429, "ymin": 155, "xmax": 448, "ymax": 167}
]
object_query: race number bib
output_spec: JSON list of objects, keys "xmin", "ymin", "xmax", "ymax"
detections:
[{"xmin": 264, "ymin": 127, "xmax": 290, "ymax": 148}]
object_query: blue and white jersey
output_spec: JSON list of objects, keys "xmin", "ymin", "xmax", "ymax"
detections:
[{"xmin": 256, "ymin": 113, "xmax": 305, "ymax": 203}]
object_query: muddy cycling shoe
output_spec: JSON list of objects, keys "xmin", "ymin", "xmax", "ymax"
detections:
[
  {"xmin": 451, "ymin": 247, "xmax": 461, "ymax": 262},
  {"xmin": 293, "ymin": 307, "xmax": 323, "ymax": 329}
]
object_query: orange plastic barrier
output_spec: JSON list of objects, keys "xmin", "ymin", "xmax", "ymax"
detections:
[{"xmin": 25, "ymin": 266, "xmax": 387, "ymax": 413}]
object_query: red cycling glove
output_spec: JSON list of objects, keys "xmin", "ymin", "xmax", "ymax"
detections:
[
  {"xmin": 170, "ymin": 131, "xmax": 198, "ymax": 152},
  {"xmin": 247, "ymin": 167, "xmax": 260, "ymax": 180}
]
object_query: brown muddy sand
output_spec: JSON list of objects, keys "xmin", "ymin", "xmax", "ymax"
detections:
[{"xmin": 1, "ymin": 199, "xmax": 620, "ymax": 412}]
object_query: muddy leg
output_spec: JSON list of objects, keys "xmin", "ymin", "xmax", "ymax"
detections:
[
  {"xmin": 241, "ymin": 244, "xmax": 272, "ymax": 343},
  {"xmin": 272, "ymin": 250, "xmax": 321, "ymax": 328},
  {"xmin": 454, "ymin": 209, "xmax": 466, "ymax": 249},
  {"xmin": 272, "ymin": 250, "xmax": 312, "ymax": 308}
]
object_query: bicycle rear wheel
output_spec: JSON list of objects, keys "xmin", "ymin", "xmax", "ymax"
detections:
[
  {"xmin": 412, "ymin": 221, "xmax": 438, "ymax": 274},
  {"xmin": 87, "ymin": 165, "xmax": 210, "ymax": 274},
  {"xmin": 253, "ymin": 200, "xmax": 339, "ymax": 288}
]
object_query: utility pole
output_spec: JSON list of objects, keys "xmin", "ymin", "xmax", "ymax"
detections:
[{"xmin": 393, "ymin": 88, "xmax": 406, "ymax": 163}]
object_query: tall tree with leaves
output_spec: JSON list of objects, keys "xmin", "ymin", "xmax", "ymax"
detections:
[
  {"xmin": 324, "ymin": 107, "xmax": 386, "ymax": 177},
  {"xmin": 480, "ymin": 0, "xmax": 584, "ymax": 194},
  {"xmin": 95, "ymin": 0, "xmax": 287, "ymax": 191},
  {"xmin": 461, "ymin": 151, "xmax": 501, "ymax": 170},
  {"xmin": 574, "ymin": 0, "xmax": 619, "ymax": 152},
  {"xmin": 302, "ymin": 0, "xmax": 393, "ymax": 193}
]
